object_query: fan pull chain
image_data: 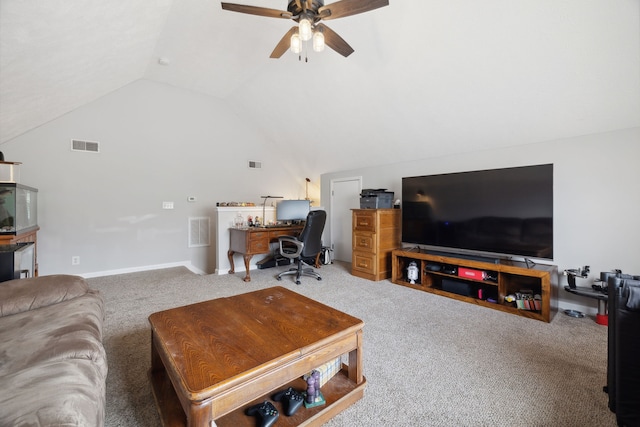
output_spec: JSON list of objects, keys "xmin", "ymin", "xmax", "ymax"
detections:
[
  {"xmin": 298, "ymin": 40, "xmax": 309, "ymax": 62},
  {"xmin": 296, "ymin": 40, "xmax": 311, "ymax": 62}
]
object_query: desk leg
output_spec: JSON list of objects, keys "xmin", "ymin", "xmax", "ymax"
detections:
[
  {"xmin": 227, "ymin": 250, "xmax": 236, "ymax": 274},
  {"xmin": 242, "ymin": 254, "xmax": 253, "ymax": 282},
  {"xmin": 228, "ymin": 250, "xmax": 253, "ymax": 282}
]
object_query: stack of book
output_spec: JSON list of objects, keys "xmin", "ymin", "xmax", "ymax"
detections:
[{"xmin": 515, "ymin": 290, "xmax": 542, "ymax": 311}]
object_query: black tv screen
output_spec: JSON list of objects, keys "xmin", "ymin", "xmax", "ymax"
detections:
[{"xmin": 402, "ymin": 164, "xmax": 553, "ymax": 260}]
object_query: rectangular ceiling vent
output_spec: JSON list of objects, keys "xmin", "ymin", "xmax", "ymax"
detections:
[
  {"xmin": 188, "ymin": 217, "xmax": 210, "ymax": 248},
  {"xmin": 71, "ymin": 139, "xmax": 100, "ymax": 153},
  {"xmin": 248, "ymin": 160, "xmax": 262, "ymax": 169}
]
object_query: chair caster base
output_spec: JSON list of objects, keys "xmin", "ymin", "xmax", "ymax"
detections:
[{"xmin": 275, "ymin": 262, "xmax": 322, "ymax": 284}]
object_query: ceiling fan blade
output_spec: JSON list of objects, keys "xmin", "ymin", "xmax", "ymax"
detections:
[
  {"xmin": 316, "ymin": 23, "xmax": 354, "ymax": 57},
  {"xmin": 318, "ymin": 0, "xmax": 389, "ymax": 20},
  {"xmin": 270, "ymin": 26, "xmax": 298, "ymax": 58},
  {"xmin": 294, "ymin": 0, "xmax": 313, "ymax": 12},
  {"xmin": 221, "ymin": 3, "xmax": 292, "ymax": 19},
  {"xmin": 303, "ymin": 0, "xmax": 313, "ymax": 11}
]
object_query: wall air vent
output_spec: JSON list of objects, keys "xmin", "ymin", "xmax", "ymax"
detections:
[
  {"xmin": 189, "ymin": 217, "xmax": 210, "ymax": 248},
  {"xmin": 71, "ymin": 139, "xmax": 100, "ymax": 153},
  {"xmin": 248, "ymin": 160, "xmax": 262, "ymax": 169}
]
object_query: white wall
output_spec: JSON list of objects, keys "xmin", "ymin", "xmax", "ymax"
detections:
[
  {"xmin": 2, "ymin": 79, "xmax": 320, "ymax": 275},
  {"xmin": 321, "ymin": 127, "xmax": 640, "ymax": 314}
]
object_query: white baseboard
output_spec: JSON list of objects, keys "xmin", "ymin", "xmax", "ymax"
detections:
[{"xmin": 80, "ymin": 261, "xmax": 205, "ymax": 278}]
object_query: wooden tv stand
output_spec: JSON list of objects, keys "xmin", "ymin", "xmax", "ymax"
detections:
[{"xmin": 391, "ymin": 249, "xmax": 557, "ymax": 322}]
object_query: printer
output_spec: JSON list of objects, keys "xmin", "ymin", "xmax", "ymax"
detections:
[{"xmin": 360, "ymin": 189, "xmax": 394, "ymax": 209}]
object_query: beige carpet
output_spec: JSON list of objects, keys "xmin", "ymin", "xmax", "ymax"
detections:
[{"xmin": 88, "ymin": 261, "xmax": 617, "ymax": 426}]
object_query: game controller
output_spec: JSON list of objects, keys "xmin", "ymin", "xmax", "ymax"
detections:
[
  {"xmin": 245, "ymin": 401, "xmax": 279, "ymax": 427},
  {"xmin": 272, "ymin": 387, "xmax": 304, "ymax": 416}
]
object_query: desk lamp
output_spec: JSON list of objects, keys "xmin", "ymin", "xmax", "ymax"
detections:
[{"xmin": 261, "ymin": 195, "xmax": 283, "ymax": 226}]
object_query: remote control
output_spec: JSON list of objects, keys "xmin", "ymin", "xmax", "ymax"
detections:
[
  {"xmin": 245, "ymin": 401, "xmax": 279, "ymax": 427},
  {"xmin": 272, "ymin": 386, "xmax": 304, "ymax": 416}
]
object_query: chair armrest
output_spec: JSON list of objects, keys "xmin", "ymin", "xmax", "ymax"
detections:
[{"xmin": 278, "ymin": 235, "xmax": 304, "ymax": 259}]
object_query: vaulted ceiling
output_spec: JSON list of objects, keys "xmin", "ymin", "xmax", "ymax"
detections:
[{"xmin": 1, "ymin": 0, "xmax": 639, "ymax": 170}]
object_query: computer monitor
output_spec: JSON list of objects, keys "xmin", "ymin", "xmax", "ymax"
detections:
[{"xmin": 276, "ymin": 200, "xmax": 310, "ymax": 223}]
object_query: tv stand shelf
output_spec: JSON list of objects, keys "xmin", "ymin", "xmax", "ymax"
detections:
[{"xmin": 391, "ymin": 249, "xmax": 557, "ymax": 322}]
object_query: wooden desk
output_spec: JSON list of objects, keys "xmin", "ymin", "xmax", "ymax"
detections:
[
  {"xmin": 227, "ymin": 225, "xmax": 303, "ymax": 282},
  {"xmin": 148, "ymin": 286, "xmax": 366, "ymax": 427}
]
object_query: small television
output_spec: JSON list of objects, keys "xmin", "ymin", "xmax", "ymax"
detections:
[
  {"xmin": 276, "ymin": 200, "xmax": 310, "ymax": 223},
  {"xmin": 402, "ymin": 164, "xmax": 553, "ymax": 260}
]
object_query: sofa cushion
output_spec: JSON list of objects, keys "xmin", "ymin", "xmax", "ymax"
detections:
[
  {"xmin": 0, "ymin": 275, "xmax": 89, "ymax": 318},
  {"xmin": 0, "ymin": 359, "xmax": 106, "ymax": 427},
  {"xmin": 0, "ymin": 291, "xmax": 107, "ymax": 378}
]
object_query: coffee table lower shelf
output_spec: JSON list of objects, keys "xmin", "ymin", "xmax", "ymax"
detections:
[{"xmin": 149, "ymin": 365, "xmax": 366, "ymax": 427}]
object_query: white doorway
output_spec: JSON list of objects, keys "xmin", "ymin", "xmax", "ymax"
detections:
[{"xmin": 330, "ymin": 177, "xmax": 362, "ymax": 262}]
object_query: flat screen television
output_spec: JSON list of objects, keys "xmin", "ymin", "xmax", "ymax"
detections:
[
  {"xmin": 276, "ymin": 200, "xmax": 310, "ymax": 222},
  {"xmin": 402, "ymin": 164, "xmax": 553, "ymax": 260}
]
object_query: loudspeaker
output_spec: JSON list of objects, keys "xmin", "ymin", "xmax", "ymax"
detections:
[{"xmin": 442, "ymin": 278, "xmax": 471, "ymax": 297}]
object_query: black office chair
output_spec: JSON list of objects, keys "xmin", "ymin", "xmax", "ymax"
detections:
[{"xmin": 276, "ymin": 210, "xmax": 326, "ymax": 285}]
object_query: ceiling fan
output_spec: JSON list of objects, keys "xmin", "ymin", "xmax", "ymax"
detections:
[{"xmin": 221, "ymin": 0, "xmax": 389, "ymax": 58}]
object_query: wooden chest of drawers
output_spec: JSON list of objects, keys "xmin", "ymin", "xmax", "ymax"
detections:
[{"xmin": 351, "ymin": 209, "xmax": 401, "ymax": 281}]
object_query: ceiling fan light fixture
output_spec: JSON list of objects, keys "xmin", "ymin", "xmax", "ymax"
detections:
[
  {"xmin": 299, "ymin": 17, "xmax": 312, "ymax": 41},
  {"xmin": 290, "ymin": 33, "xmax": 302, "ymax": 53},
  {"xmin": 313, "ymin": 31, "xmax": 325, "ymax": 52},
  {"xmin": 221, "ymin": 0, "xmax": 390, "ymax": 59}
]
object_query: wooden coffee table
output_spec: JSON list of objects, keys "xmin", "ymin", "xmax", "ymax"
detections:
[{"xmin": 148, "ymin": 286, "xmax": 366, "ymax": 426}]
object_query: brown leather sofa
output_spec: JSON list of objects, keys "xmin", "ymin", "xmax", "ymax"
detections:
[{"xmin": 0, "ymin": 275, "xmax": 107, "ymax": 426}]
